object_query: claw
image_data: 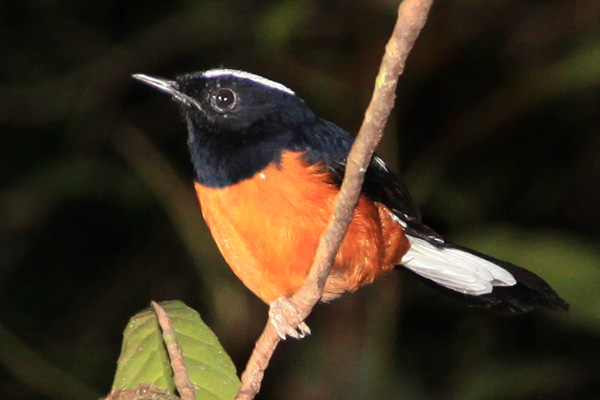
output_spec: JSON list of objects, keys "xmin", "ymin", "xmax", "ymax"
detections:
[{"xmin": 268, "ymin": 297, "xmax": 312, "ymax": 340}]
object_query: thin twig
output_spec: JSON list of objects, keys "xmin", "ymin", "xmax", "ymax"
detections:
[
  {"xmin": 151, "ymin": 301, "xmax": 196, "ymax": 400},
  {"xmin": 236, "ymin": 0, "xmax": 434, "ymax": 398}
]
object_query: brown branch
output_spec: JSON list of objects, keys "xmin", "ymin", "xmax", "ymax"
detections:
[
  {"xmin": 151, "ymin": 301, "xmax": 196, "ymax": 400},
  {"xmin": 236, "ymin": 0, "xmax": 434, "ymax": 398}
]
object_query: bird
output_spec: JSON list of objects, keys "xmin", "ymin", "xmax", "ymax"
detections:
[{"xmin": 133, "ymin": 69, "xmax": 568, "ymax": 339}]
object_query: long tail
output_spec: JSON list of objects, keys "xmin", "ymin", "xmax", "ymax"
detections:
[{"xmin": 399, "ymin": 235, "xmax": 569, "ymax": 314}]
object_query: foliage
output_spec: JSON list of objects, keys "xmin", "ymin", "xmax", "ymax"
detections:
[{"xmin": 109, "ymin": 301, "xmax": 239, "ymax": 400}]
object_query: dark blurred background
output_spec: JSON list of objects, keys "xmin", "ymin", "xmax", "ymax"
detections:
[{"xmin": 1, "ymin": 0, "xmax": 599, "ymax": 399}]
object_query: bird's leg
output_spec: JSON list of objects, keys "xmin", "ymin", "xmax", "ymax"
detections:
[{"xmin": 268, "ymin": 297, "xmax": 312, "ymax": 340}]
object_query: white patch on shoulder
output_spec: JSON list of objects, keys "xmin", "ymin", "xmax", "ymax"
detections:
[
  {"xmin": 401, "ymin": 236, "xmax": 516, "ymax": 296},
  {"xmin": 372, "ymin": 155, "xmax": 389, "ymax": 171},
  {"xmin": 387, "ymin": 210, "xmax": 408, "ymax": 228},
  {"xmin": 202, "ymin": 69, "xmax": 295, "ymax": 96}
]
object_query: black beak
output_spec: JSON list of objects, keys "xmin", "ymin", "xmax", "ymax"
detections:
[
  {"xmin": 132, "ymin": 74, "xmax": 180, "ymax": 96},
  {"xmin": 133, "ymin": 74, "xmax": 201, "ymax": 110}
]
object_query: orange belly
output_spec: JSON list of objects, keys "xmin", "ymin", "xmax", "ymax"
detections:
[{"xmin": 194, "ymin": 151, "xmax": 409, "ymax": 303}]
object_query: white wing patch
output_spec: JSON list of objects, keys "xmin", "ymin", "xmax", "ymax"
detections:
[
  {"xmin": 203, "ymin": 69, "xmax": 295, "ymax": 96},
  {"xmin": 401, "ymin": 236, "xmax": 516, "ymax": 295},
  {"xmin": 372, "ymin": 155, "xmax": 389, "ymax": 171}
]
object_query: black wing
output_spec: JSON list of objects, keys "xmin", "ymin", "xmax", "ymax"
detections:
[
  {"xmin": 294, "ymin": 117, "xmax": 568, "ymax": 313},
  {"xmin": 294, "ymin": 119, "xmax": 419, "ymax": 218},
  {"xmin": 294, "ymin": 117, "xmax": 441, "ymax": 241}
]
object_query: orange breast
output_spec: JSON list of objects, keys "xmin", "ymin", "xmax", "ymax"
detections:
[{"xmin": 194, "ymin": 151, "xmax": 409, "ymax": 303}]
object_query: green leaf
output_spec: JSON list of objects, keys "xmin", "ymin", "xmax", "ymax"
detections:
[{"xmin": 111, "ymin": 301, "xmax": 240, "ymax": 400}]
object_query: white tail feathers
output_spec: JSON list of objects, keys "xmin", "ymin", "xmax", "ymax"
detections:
[{"xmin": 401, "ymin": 236, "xmax": 517, "ymax": 296}]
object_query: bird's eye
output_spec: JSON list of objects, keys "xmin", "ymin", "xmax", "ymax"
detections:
[{"xmin": 212, "ymin": 88, "xmax": 237, "ymax": 112}]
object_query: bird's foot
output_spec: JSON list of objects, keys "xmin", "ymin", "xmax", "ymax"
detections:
[{"xmin": 268, "ymin": 297, "xmax": 311, "ymax": 340}]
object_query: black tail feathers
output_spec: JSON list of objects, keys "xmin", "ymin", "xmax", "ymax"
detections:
[
  {"xmin": 398, "ymin": 243, "xmax": 569, "ymax": 314},
  {"xmin": 460, "ymin": 246, "xmax": 569, "ymax": 314}
]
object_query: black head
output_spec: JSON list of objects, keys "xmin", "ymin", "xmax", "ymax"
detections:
[{"xmin": 133, "ymin": 69, "xmax": 316, "ymax": 187}]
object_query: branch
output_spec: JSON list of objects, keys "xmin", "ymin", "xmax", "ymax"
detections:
[
  {"xmin": 151, "ymin": 301, "xmax": 196, "ymax": 400},
  {"xmin": 236, "ymin": 0, "xmax": 434, "ymax": 398}
]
